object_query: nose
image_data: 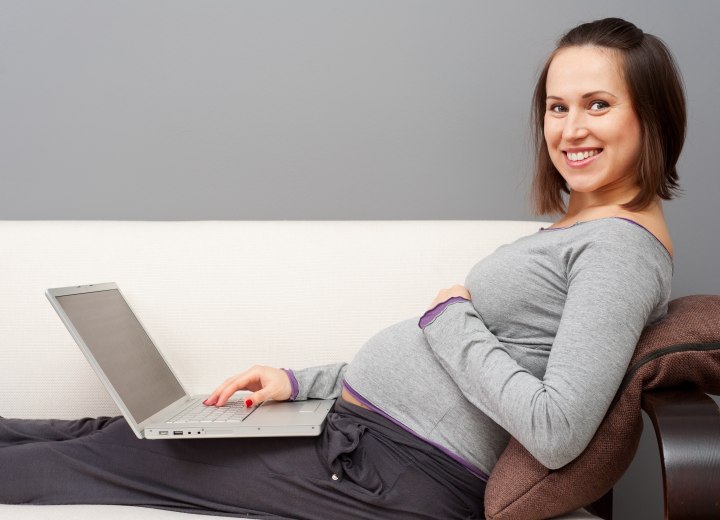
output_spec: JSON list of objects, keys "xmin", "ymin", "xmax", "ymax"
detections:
[{"xmin": 562, "ymin": 110, "xmax": 590, "ymax": 142}]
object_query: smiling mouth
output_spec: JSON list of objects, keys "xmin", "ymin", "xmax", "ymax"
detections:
[{"xmin": 563, "ymin": 149, "xmax": 603, "ymax": 166}]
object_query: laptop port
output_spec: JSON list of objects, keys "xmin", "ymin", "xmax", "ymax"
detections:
[
  {"xmin": 159, "ymin": 431, "xmax": 169, "ymax": 435},
  {"xmin": 173, "ymin": 431, "xmax": 183, "ymax": 435}
]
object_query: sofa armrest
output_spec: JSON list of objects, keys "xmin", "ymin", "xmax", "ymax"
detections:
[{"xmin": 641, "ymin": 388, "xmax": 720, "ymax": 519}]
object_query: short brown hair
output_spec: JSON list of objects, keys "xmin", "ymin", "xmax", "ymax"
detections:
[{"xmin": 531, "ymin": 18, "xmax": 686, "ymax": 216}]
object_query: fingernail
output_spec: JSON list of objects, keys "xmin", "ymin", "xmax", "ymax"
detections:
[{"xmin": 245, "ymin": 399, "xmax": 253, "ymax": 408}]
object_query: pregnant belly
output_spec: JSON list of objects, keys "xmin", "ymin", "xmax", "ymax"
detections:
[
  {"xmin": 343, "ymin": 316, "xmax": 463, "ymax": 430},
  {"xmin": 340, "ymin": 388, "xmax": 371, "ymax": 410}
]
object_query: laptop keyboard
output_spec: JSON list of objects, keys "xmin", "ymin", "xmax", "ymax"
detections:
[{"xmin": 168, "ymin": 400, "xmax": 252, "ymax": 423}]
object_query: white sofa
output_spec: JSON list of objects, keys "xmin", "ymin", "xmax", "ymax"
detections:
[{"xmin": 0, "ymin": 220, "xmax": 601, "ymax": 520}]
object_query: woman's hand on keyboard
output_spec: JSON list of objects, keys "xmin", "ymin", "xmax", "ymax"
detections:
[{"xmin": 204, "ymin": 365, "xmax": 293, "ymax": 408}]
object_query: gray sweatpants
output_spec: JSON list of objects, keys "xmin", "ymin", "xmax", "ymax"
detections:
[{"xmin": 0, "ymin": 399, "xmax": 486, "ymax": 519}]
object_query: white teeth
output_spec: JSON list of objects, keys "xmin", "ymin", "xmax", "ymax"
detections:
[{"xmin": 567, "ymin": 149, "xmax": 600, "ymax": 162}]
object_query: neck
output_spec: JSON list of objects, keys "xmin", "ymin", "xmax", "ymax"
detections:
[{"xmin": 565, "ymin": 182, "xmax": 642, "ymax": 218}]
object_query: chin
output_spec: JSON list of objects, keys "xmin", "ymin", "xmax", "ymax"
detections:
[
  {"xmin": 557, "ymin": 176, "xmax": 595, "ymax": 193},
  {"xmin": 559, "ymin": 170, "xmax": 612, "ymax": 194},
  {"xmin": 565, "ymin": 182, "xmax": 601, "ymax": 193}
]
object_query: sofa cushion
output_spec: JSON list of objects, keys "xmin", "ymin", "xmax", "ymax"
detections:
[
  {"xmin": 0, "ymin": 504, "xmax": 601, "ymax": 519},
  {"xmin": 484, "ymin": 295, "xmax": 720, "ymax": 520},
  {"xmin": 0, "ymin": 504, "xmax": 234, "ymax": 519}
]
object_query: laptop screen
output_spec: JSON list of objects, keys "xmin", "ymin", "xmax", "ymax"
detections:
[{"xmin": 56, "ymin": 289, "xmax": 186, "ymax": 424}]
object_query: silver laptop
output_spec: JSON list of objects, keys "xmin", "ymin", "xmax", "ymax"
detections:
[{"xmin": 46, "ymin": 283, "xmax": 334, "ymax": 440}]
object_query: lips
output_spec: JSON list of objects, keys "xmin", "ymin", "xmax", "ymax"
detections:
[{"xmin": 563, "ymin": 148, "xmax": 603, "ymax": 167}]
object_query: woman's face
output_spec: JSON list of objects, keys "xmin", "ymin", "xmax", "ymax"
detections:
[{"xmin": 543, "ymin": 46, "xmax": 642, "ymax": 202}]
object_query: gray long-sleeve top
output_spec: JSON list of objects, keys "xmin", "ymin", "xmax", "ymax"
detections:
[{"xmin": 289, "ymin": 217, "xmax": 673, "ymax": 479}]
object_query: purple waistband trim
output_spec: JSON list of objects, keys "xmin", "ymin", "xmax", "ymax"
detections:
[
  {"xmin": 418, "ymin": 296, "xmax": 471, "ymax": 329},
  {"xmin": 282, "ymin": 369, "xmax": 299, "ymax": 401},
  {"xmin": 342, "ymin": 380, "xmax": 489, "ymax": 482}
]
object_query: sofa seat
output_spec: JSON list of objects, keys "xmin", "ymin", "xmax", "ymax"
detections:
[
  {"xmin": 0, "ymin": 220, "xmax": 603, "ymax": 519},
  {"xmin": 0, "ymin": 504, "xmax": 601, "ymax": 519}
]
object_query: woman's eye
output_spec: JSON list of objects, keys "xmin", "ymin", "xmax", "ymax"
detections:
[
  {"xmin": 549, "ymin": 104, "xmax": 567, "ymax": 113},
  {"xmin": 589, "ymin": 100, "xmax": 610, "ymax": 111}
]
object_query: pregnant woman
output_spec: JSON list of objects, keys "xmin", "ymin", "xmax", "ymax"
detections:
[{"xmin": 1, "ymin": 17, "xmax": 685, "ymax": 520}]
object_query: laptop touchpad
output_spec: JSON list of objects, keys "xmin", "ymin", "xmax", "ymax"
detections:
[
  {"xmin": 259, "ymin": 400, "xmax": 322, "ymax": 413},
  {"xmin": 299, "ymin": 401, "xmax": 321, "ymax": 413}
]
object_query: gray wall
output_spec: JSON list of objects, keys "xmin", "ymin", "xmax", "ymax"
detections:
[
  {"xmin": 2, "ymin": 0, "xmax": 719, "ymax": 299},
  {"xmin": 2, "ymin": 1, "xmax": 718, "ymax": 518}
]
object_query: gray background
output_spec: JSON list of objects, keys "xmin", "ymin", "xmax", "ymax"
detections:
[{"xmin": 1, "ymin": 1, "xmax": 718, "ymax": 518}]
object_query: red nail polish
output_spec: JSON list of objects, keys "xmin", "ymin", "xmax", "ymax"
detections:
[{"xmin": 245, "ymin": 399, "xmax": 253, "ymax": 408}]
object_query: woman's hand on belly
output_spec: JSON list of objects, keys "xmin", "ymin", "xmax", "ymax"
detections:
[{"xmin": 428, "ymin": 284, "xmax": 471, "ymax": 309}]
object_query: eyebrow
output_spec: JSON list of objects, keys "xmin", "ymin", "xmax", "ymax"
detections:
[{"xmin": 546, "ymin": 90, "xmax": 618, "ymax": 101}]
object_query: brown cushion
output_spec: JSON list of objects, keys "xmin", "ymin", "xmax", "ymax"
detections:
[{"xmin": 484, "ymin": 295, "xmax": 720, "ymax": 520}]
